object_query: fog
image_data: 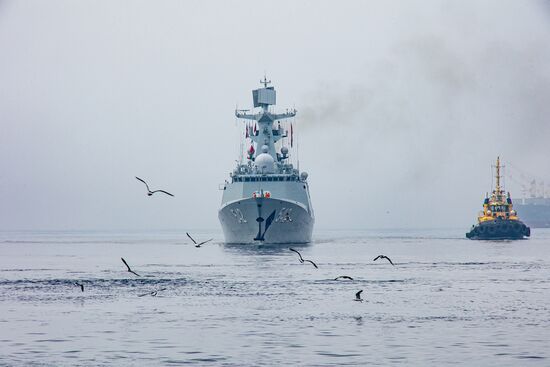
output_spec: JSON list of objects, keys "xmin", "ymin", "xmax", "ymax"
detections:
[{"xmin": 1, "ymin": 0, "xmax": 549, "ymax": 231}]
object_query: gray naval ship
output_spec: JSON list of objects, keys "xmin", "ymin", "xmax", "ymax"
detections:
[{"xmin": 218, "ymin": 78, "xmax": 314, "ymax": 244}]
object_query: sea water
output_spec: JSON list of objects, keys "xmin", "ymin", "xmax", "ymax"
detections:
[{"xmin": 1, "ymin": 229, "xmax": 549, "ymax": 366}]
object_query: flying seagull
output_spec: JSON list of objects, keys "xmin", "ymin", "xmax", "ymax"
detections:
[
  {"xmin": 186, "ymin": 232, "xmax": 213, "ymax": 248},
  {"xmin": 289, "ymin": 248, "xmax": 318, "ymax": 268},
  {"xmin": 121, "ymin": 257, "xmax": 140, "ymax": 277},
  {"xmin": 334, "ymin": 276, "xmax": 354, "ymax": 281},
  {"xmin": 138, "ymin": 288, "xmax": 167, "ymax": 297},
  {"xmin": 373, "ymin": 255, "xmax": 395, "ymax": 266},
  {"xmin": 304, "ymin": 259, "xmax": 318, "ymax": 269},
  {"xmin": 74, "ymin": 281, "xmax": 84, "ymax": 292},
  {"xmin": 135, "ymin": 176, "xmax": 174, "ymax": 197},
  {"xmin": 355, "ymin": 290, "xmax": 363, "ymax": 302},
  {"xmin": 289, "ymin": 248, "xmax": 304, "ymax": 263}
]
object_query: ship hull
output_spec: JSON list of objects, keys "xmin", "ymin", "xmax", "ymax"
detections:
[
  {"xmin": 218, "ymin": 197, "xmax": 314, "ymax": 244},
  {"xmin": 466, "ymin": 219, "xmax": 530, "ymax": 240},
  {"xmin": 514, "ymin": 203, "xmax": 550, "ymax": 228}
]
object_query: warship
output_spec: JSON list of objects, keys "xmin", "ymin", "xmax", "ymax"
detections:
[
  {"xmin": 505, "ymin": 163, "xmax": 550, "ymax": 228},
  {"xmin": 218, "ymin": 78, "xmax": 314, "ymax": 244},
  {"xmin": 466, "ymin": 157, "xmax": 530, "ymax": 240},
  {"xmin": 515, "ymin": 197, "xmax": 550, "ymax": 228}
]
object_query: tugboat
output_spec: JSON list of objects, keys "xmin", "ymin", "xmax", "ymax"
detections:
[
  {"xmin": 466, "ymin": 157, "xmax": 530, "ymax": 240},
  {"xmin": 218, "ymin": 77, "xmax": 314, "ymax": 244}
]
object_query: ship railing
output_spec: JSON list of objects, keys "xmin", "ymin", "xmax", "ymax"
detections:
[{"xmin": 231, "ymin": 174, "xmax": 299, "ymax": 183}]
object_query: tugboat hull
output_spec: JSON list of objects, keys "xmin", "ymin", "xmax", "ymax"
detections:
[{"xmin": 466, "ymin": 220, "xmax": 530, "ymax": 240}]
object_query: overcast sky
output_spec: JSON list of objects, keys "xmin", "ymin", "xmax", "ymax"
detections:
[{"xmin": 1, "ymin": 0, "xmax": 550, "ymax": 231}]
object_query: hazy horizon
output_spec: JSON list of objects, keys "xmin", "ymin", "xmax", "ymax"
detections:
[{"xmin": 2, "ymin": 0, "xmax": 550, "ymax": 231}]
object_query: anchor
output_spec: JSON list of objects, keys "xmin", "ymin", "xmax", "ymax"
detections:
[
  {"xmin": 253, "ymin": 191, "xmax": 276, "ymax": 241},
  {"xmin": 254, "ymin": 209, "xmax": 276, "ymax": 241}
]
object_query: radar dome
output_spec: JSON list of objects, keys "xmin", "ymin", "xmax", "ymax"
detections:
[
  {"xmin": 261, "ymin": 145, "xmax": 269, "ymax": 153},
  {"xmin": 281, "ymin": 146, "xmax": 289, "ymax": 155},
  {"xmin": 300, "ymin": 172, "xmax": 309, "ymax": 181},
  {"xmin": 255, "ymin": 153, "xmax": 275, "ymax": 173}
]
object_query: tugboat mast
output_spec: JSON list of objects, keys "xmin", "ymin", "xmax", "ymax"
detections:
[
  {"xmin": 493, "ymin": 156, "xmax": 505, "ymax": 201},
  {"xmin": 495, "ymin": 156, "xmax": 502, "ymax": 195}
]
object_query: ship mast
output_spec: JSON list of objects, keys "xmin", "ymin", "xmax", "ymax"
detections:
[
  {"xmin": 260, "ymin": 75, "xmax": 271, "ymax": 89},
  {"xmin": 495, "ymin": 156, "xmax": 501, "ymax": 196},
  {"xmin": 492, "ymin": 156, "xmax": 508, "ymax": 203},
  {"xmin": 235, "ymin": 78, "xmax": 296, "ymax": 161}
]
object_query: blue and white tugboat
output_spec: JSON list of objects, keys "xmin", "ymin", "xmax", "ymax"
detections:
[{"xmin": 218, "ymin": 78, "xmax": 314, "ymax": 244}]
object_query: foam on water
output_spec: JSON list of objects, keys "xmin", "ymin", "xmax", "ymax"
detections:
[{"xmin": 1, "ymin": 229, "xmax": 549, "ymax": 366}]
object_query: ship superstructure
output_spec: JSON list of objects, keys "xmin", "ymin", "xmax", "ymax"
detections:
[
  {"xmin": 466, "ymin": 157, "xmax": 530, "ymax": 239},
  {"xmin": 218, "ymin": 78, "xmax": 314, "ymax": 243}
]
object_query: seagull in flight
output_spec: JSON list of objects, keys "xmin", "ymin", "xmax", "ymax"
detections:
[
  {"xmin": 289, "ymin": 248, "xmax": 304, "ymax": 263},
  {"xmin": 334, "ymin": 276, "xmax": 354, "ymax": 281},
  {"xmin": 74, "ymin": 281, "xmax": 84, "ymax": 292},
  {"xmin": 289, "ymin": 248, "xmax": 318, "ymax": 269},
  {"xmin": 373, "ymin": 255, "xmax": 395, "ymax": 266},
  {"xmin": 304, "ymin": 259, "xmax": 318, "ymax": 268},
  {"xmin": 355, "ymin": 290, "xmax": 363, "ymax": 302},
  {"xmin": 135, "ymin": 176, "xmax": 174, "ymax": 197},
  {"xmin": 138, "ymin": 288, "xmax": 167, "ymax": 297},
  {"xmin": 121, "ymin": 257, "xmax": 140, "ymax": 277},
  {"xmin": 186, "ymin": 232, "xmax": 213, "ymax": 248}
]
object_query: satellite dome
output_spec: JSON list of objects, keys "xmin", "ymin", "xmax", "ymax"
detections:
[
  {"xmin": 281, "ymin": 146, "xmax": 289, "ymax": 155},
  {"xmin": 300, "ymin": 172, "xmax": 308, "ymax": 181},
  {"xmin": 261, "ymin": 145, "xmax": 269, "ymax": 153},
  {"xmin": 255, "ymin": 153, "xmax": 275, "ymax": 173}
]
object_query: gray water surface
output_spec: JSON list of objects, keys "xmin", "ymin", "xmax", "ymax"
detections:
[{"xmin": 1, "ymin": 229, "xmax": 549, "ymax": 366}]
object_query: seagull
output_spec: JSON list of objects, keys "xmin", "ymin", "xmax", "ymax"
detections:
[
  {"xmin": 304, "ymin": 259, "xmax": 318, "ymax": 269},
  {"xmin": 186, "ymin": 232, "xmax": 213, "ymax": 248},
  {"xmin": 289, "ymin": 247, "xmax": 304, "ymax": 263},
  {"xmin": 334, "ymin": 276, "xmax": 354, "ymax": 281},
  {"xmin": 135, "ymin": 176, "xmax": 174, "ymax": 197},
  {"xmin": 373, "ymin": 255, "xmax": 395, "ymax": 266},
  {"xmin": 74, "ymin": 281, "xmax": 84, "ymax": 292},
  {"xmin": 355, "ymin": 290, "xmax": 363, "ymax": 302},
  {"xmin": 289, "ymin": 248, "xmax": 304, "ymax": 263},
  {"xmin": 121, "ymin": 257, "xmax": 140, "ymax": 277},
  {"xmin": 138, "ymin": 288, "xmax": 167, "ymax": 297},
  {"xmin": 289, "ymin": 248, "xmax": 318, "ymax": 268}
]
